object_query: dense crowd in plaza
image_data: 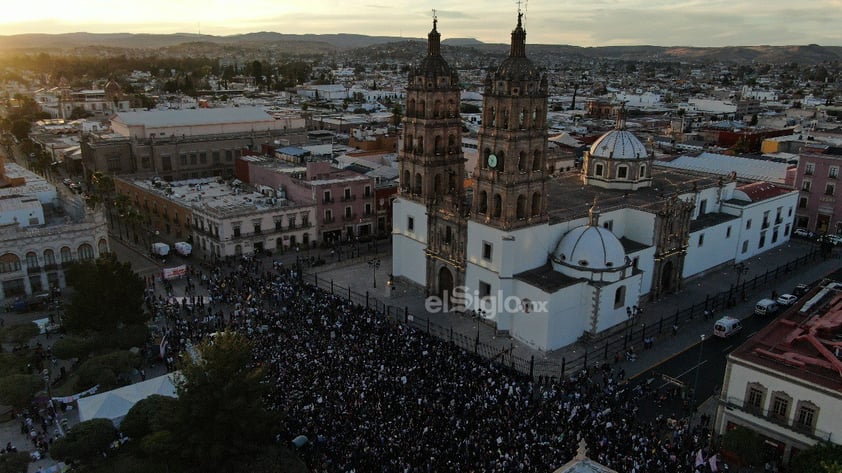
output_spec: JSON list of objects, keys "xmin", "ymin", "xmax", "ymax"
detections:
[{"xmin": 152, "ymin": 256, "xmax": 720, "ymax": 473}]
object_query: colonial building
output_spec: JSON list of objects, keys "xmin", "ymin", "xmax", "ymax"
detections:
[
  {"xmin": 714, "ymin": 279, "xmax": 842, "ymax": 466},
  {"xmin": 81, "ymin": 107, "xmax": 305, "ymax": 181},
  {"xmin": 113, "ymin": 176, "xmax": 315, "ymax": 259},
  {"xmin": 792, "ymin": 145, "xmax": 842, "ymax": 234},
  {"xmin": 0, "ymin": 156, "xmax": 109, "ymax": 302},
  {"xmin": 392, "ymin": 15, "xmax": 799, "ymax": 351}
]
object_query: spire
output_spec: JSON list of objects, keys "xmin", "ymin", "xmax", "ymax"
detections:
[
  {"xmin": 509, "ymin": 9, "xmax": 527, "ymax": 57},
  {"xmin": 428, "ymin": 9, "xmax": 441, "ymax": 56}
]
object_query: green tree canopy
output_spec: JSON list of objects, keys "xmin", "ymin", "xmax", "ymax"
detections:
[
  {"xmin": 790, "ymin": 443, "xmax": 842, "ymax": 473},
  {"xmin": 64, "ymin": 255, "xmax": 146, "ymax": 332},
  {"xmin": 171, "ymin": 331, "xmax": 280, "ymax": 471},
  {"xmin": 0, "ymin": 451, "xmax": 31, "ymax": 473},
  {"xmin": 50, "ymin": 418, "xmax": 117, "ymax": 466},
  {"xmin": 0, "ymin": 322, "xmax": 39, "ymax": 345},
  {"xmin": 0, "ymin": 374, "xmax": 42, "ymax": 409},
  {"xmin": 75, "ymin": 350, "xmax": 140, "ymax": 391},
  {"xmin": 721, "ymin": 426, "xmax": 765, "ymax": 466},
  {"xmin": 120, "ymin": 394, "xmax": 178, "ymax": 441},
  {"xmin": 51, "ymin": 336, "xmax": 96, "ymax": 361}
]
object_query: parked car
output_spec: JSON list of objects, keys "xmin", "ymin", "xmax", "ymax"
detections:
[
  {"xmin": 820, "ymin": 234, "xmax": 842, "ymax": 246},
  {"xmin": 793, "ymin": 228, "xmax": 816, "ymax": 239},
  {"xmin": 792, "ymin": 283, "xmax": 810, "ymax": 297},
  {"xmin": 714, "ymin": 316, "xmax": 743, "ymax": 338},
  {"xmin": 776, "ymin": 294, "xmax": 798, "ymax": 306},
  {"xmin": 755, "ymin": 298, "xmax": 780, "ymax": 316}
]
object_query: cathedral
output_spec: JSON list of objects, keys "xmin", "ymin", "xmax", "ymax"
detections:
[{"xmin": 392, "ymin": 14, "xmax": 798, "ymax": 350}]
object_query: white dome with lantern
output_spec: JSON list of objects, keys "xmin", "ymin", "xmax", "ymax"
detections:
[
  {"xmin": 582, "ymin": 106, "xmax": 654, "ymax": 191},
  {"xmin": 552, "ymin": 200, "xmax": 630, "ymax": 282},
  {"xmin": 589, "ymin": 129, "xmax": 648, "ymax": 160}
]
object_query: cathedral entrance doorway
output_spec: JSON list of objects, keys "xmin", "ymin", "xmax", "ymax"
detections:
[
  {"xmin": 660, "ymin": 260, "xmax": 674, "ymax": 294},
  {"xmin": 438, "ymin": 266, "xmax": 454, "ymax": 301}
]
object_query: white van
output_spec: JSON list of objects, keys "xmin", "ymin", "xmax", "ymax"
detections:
[
  {"xmin": 755, "ymin": 298, "xmax": 779, "ymax": 316},
  {"xmin": 714, "ymin": 316, "xmax": 742, "ymax": 338}
]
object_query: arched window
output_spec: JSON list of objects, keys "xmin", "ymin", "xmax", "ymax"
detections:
[
  {"xmin": 98, "ymin": 238, "xmax": 109, "ymax": 254},
  {"xmin": 434, "ymin": 174, "xmax": 442, "ymax": 194},
  {"xmin": 447, "ymin": 134, "xmax": 456, "ymax": 154},
  {"xmin": 60, "ymin": 247, "xmax": 72, "ymax": 264},
  {"xmin": 447, "ymin": 99, "xmax": 457, "ymax": 117},
  {"xmin": 434, "ymin": 135, "xmax": 443, "ymax": 155},
  {"xmin": 417, "ymin": 136, "xmax": 424, "ymax": 154},
  {"xmin": 492, "ymin": 194, "xmax": 502, "ymax": 218},
  {"xmin": 43, "ymin": 249, "xmax": 55, "ymax": 267},
  {"xmin": 534, "ymin": 108, "xmax": 542, "ymax": 127},
  {"xmin": 502, "ymin": 108, "xmax": 509, "ymax": 129},
  {"xmin": 614, "ymin": 286, "xmax": 626, "ymax": 309},
  {"xmin": 489, "ymin": 106, "xmax": 496, "ymax": 127},
  {"xmin": 520, "ymin": 108, "xmax": 527, "ymax": 129},
  {"xmin": 402, "ymin": 170, "xmax": 410, "ymax": 188},
  {"xmin": 405, "ymin": 134, "xmax": 413, "ymax": 152},
  {"xmin": 0, "ymin": 253, "xmax": 21, "ymax": 273},
  {"xmin": 433, "ymin": 100, "xmax": 442, "ymax": 118},
  {"xmin": 414, "ymin": 173, "xmax": 423, "ymax": 194},
  {"xmin": 478, "ymin": 191, "xmax": 488, "ymax": 214},
  {"xmin": 595, "ymin": 163, "xmax": 604, "ymax": 177},
  {"xmin": 78, "ymin": 244, "xmax": 94, "ymax": 261},
  {"xmin": 235, "ymin": 244, "xmax": 242, "ymax": 255},
  {"xmin": 532, "ymin": 150, "xmax": 541, "ymax": 171},
  {"xmin": 26, "ymin": 251, "xmax": 39, "ymax": 269},
  {"xmin": 408, "ymin": 99, "xmax": 416, "ymax": 117},
  {"xmin": 518, "ymin": 151, "xmax": 527, "ymax": 172},
  {"xmin": 418, "ymin": 100, "xmax": 426, "ymax": 119},
  {"xmin": 531, "ymin": 192, "xmax": 541, "ymax": 216},
  {"xmin": 640, "ymin": 164, "xmax": 647, "ymax": 178},
  {"xmin": 516, "ymin": 194, "xmax": 527, "ymax": 219}
]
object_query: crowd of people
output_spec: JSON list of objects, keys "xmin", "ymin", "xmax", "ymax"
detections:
[{"xmin": 152, "ymin": 255, "xmax": 720, "ymax": 472}]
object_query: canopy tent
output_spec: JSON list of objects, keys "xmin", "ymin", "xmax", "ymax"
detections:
[{"xmin": 77, "ymin": 373, "xmax": 178, "ymax": 427}]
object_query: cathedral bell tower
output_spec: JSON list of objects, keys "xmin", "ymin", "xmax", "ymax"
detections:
[
  {"xmin": 398, "ymin": 15, "xmax": 465, "ymax": 207},
  {"xmin": 398, "ymin": 15, "xmax": 469, "ymax": 298},
  {"xmin": 471, "ymin": 11, "xmax": 549, "ymax": 230}
]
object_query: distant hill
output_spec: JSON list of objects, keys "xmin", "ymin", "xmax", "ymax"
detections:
[{"xmin": 0, "ymin": 31, "xmax": 839, "ymax": 64}]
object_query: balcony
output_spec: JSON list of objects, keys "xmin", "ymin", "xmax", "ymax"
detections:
[
  {"xmin": 323, "ymin": 197, "xmax": 334, "ymax": 204},
  {"xmin": 341, "ymin": 194, "xmax": 356, "ymax": 202},
  {"xmin": 323, "ymin": 216, "xmax": 335, "ymax": 224},
  {"xmin": 343, "ymin": 213, "xmax": 357, "ymax": 222},
  {"xmin": 720, "ymin": 396, "xmax": 831, "ymax": 442}
]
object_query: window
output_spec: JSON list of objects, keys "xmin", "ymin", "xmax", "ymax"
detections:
[
  {"xmin": 805, "ymin": 162, "xmax": 815, "ymax": 175},
  {"xmin": 617, "ymin": 166, "xmax": 628, "ymax": 179},
  {"xmin": 364, "ymin": 185, "xmax": 372, "ymax": 198},
  {"xmin": 742, "ymin": 240, "xmax": 749, "ymax": 254},
  {"xmin": 802, "ymin": 180, "xmax": 812, "ymax": 192},
  {"xmin": 344, "ymin": 206, "xmax": 352, "ymax": 218},
  {"xmin": 225, "ymin": 150, "xmax": 233, "ymax": 162},
  {"xmin": 253, "ymin": 220, "xmax": 262, "ymax": 234},
  {"xmin": 0, "ymin": 253, "xmax": 21, "ymax": 273},
  {"xmin": 799, "ymin": 197, "xmax": 808, "ymax": 209},
  {"xmin": 830, "ymin": 166, "xmax": 838, "ymax": 179},
  {"xmin": 699, "ymin": 199, "xmax": 707, "ymax": 215},
  {"xmin": 795, "ymin": 401, "xmax": 818, "ymax": 432},
  {"xmin": 323, "ymin": 190, "xmax": 332, "ymax": 203},
  {"xmin": 603, "ymin": 220, "xmax": 613, "ymax": 231},
  {"xmin": 212, "ymin": 151, "xmax": 220, "ymax": 164},
  {"xmin": 189, "ymin": 153, "xmax": 197, "ymax": 165},
  {"xmin": 289, "ymin": 214, "xmax": 297, "ymax": 228},
  {"xmin": 770, "ymin": 392, "xmax": 791, "ymax": 421},
  {"xmin": 325, "ymin": 210, "xmax": 333, "ymax": 223},
  {"xmin": 60, "ymin": 247, "xmax": 72, "ymax": 263},
  {"xmin": 233, "ymin": 223, "xmax": 241, "ymax": 237},
  {"xmin": 614, "ymin": 286, "xmax": 626, "ymax": 309},
  {"xmin": 745, "ymin": 383, "xmax": 766, "ymax": 413},
  {"xmin": 301, "ymin": 213, "xmax": 309, "ymax": 227},
  {"xmin": 826, "ymin": 183, "xmax": 835, "ymax": 196},
  {"xmin": 78, "ymin": 244, "xmax": 94, "ymax": 261},
  {"xmin": 726, "ymin": 226, "xmax": 732, "ymax": 238},
  {"xmin": 698, "ymin": 233, "xmax": 705, "ymax": 247},
  {"xmin": 407, "ymin": 216, "xmax": 414, "ymax": 232},
  {"xmin": 746, "ymin": 219, "xmax": 752, "ymax": 230},
  {"xmin": 26, "ymin": 252, "xmax": 39, "ymax": 269},
  {"xmin": 199, "ymin": 152, "xmax": 207, "ymax": 164},
  {"xmin": 478, "ymin": 281, "xmax": 491, "ymax": 298},
  {"xmin": 274, "ymin": 218, "xmax": 283, "ymax": 231},
  {"xmin": 179, "ymin": 154, "xmax": 187, "ymax": 165},
  {"xmin": 365, "ymin": 203, "xmax": 372, "ymax": 215},
  {"xmin": 759, "ymin": 232, "xmax": 766, "ymax": 248},
  {"xmin": 44, "ymin": 249, "xmax": 55, "ymax": 267},
  {"xmin": 343, "ymin": 188, "xmax": 351, "ymax": 201},
  {"xmin": 482, "ymin": 241, "xmax": 492, "ymax": 261},
  {"xmin": 595, "ymin": 163, "xmax": 604, "ymax": 177}
]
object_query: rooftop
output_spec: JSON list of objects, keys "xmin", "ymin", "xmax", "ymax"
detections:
[
  {"xmin": 730, "ymin": 279, "xmax": 842, "ymax": 391},
  {"xmin": 112, "ymin": 107, "xmax": 277, "ymax": 128},
  {"xmin": 657, "ymin": 152, "xmax": 790, "ymax": 184}
]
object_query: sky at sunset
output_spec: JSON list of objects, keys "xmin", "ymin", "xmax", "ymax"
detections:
[{"xmin": 0, "ymin": 0, "xmax": 840, "ymax": 47}]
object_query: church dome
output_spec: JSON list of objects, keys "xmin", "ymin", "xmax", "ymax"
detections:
[
  {"xmin": 410, "ymin": 17, "xmax": 457, "ymax": 82},
  {"xmin": 588, "ymin": 129, "xmax": 648, "ymax": 160},
  {"xmin": 494, "ymin": 56, "xmax": 541, "ymax": 81},
  {"xmin": 553, "ymin": 225, "xmax": 627, "ymax": 271}
]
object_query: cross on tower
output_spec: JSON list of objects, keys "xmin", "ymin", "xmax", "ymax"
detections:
[{"xmin": 432, "ymin": 9, "xmax": 437, "ymax": 28}]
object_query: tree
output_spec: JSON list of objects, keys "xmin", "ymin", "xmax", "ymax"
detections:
[
  {"xmin": 120, "ymin": 394, "xmax": 178, "ymax": 441},
  {"xmin": 0, "ymin": 353, "xmax": 31, "ymax": 377},
  {"xmin": 10, "ymin": 119, "xmax": 31, "ymax": 141},
  {"xmin": 789, "ymin": 443, "xmax": 842, "ymax": 473},
  {"xmin": 0, "ymin": 451, "xmax": 31, "ymax": 473},
  {"xmin": 171, "ymin": 332, "xmax": 280, "ymax": 471},
  {"xmin": 51, "ymin": 336, "xmax": 96, "ymax": 361},
  {"xmin": 0, "ymin": 322, "xmax": 39, "ymax": 345},
  {"xmin": 50, "ymin": 418, "xmax": 117, "ymax": 466},
  {"xmin": 720, "ymin": 426, "xmax": 765, "ymax": 466},
  {"xmin": 0, "ymin": 374, "xmax": 42, "ymax": 409},
  {"xmin": 74, "ymin": 350, "xmax": 140, "ymax": 391},
  {"xmin": 64, "ymin": 255, "xmax": 146, "ymax": 332},
  {"xmin": 69, "ymin": 106, "xmax": 93, "ymax": 120}
]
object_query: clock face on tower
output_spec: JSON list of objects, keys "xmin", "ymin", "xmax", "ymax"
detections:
[{"xmin": 487, "ymin": 154, "xmax": 498, "ymax": 168}]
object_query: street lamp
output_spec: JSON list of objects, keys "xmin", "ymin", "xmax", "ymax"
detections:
[
  {"xmin": 689, "ymin": 334, "xmax": 706, "ymax": 426},
  {"xmin": 368, "ymin": 258, "xmax": 381, "ymax": 288}
]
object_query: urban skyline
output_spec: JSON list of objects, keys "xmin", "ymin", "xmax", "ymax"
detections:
[{"xmin": 1, "ymin": 0, "xmax": 840, "ymax": 48}]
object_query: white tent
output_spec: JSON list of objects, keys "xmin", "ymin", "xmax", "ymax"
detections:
[{"xmin": 77, "ymin": 373, "xmax": 178, "ymax": 427}]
